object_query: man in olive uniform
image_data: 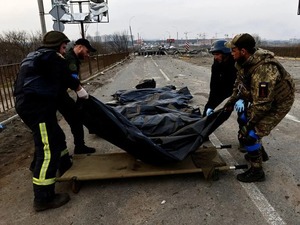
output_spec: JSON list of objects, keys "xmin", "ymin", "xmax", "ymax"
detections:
[
  {"xmin": 59, "ymin": 38, "xmax": 97, "ymax": 154},
  {"xmin": 224, "ymin": 33, "xmax": 295, "ymax": 182}
]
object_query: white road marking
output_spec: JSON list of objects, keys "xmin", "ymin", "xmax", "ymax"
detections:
[
  {"xmin": 159, "ymin": 69, "xmax": 170, "ymax": 81},
  {"xmin": 285, "ymin": 114, "xmax": 300, "ymax": 123},
  {"xmin": 152, "ymin": 76, "xmax": 163, "ymax": 80},
  {"xmin": 209, "ymin": 133, "xmax": 287, "ymax": 225},
  {"xmin": 151, "ymin": 58, "xmax": 169, "ymax": 81},
  {"xmin": 151, "ymin": 57, "xmax": 159, "ymax": 67}
]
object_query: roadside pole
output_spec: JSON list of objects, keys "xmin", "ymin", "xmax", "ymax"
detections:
[{"xmin": 37, "ymin": 0, "xmax": 47, "ymax": 35}]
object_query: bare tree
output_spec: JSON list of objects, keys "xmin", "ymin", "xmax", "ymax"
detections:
[
  {"xmin": 106, "ymin": 31, "xmax": 129, "ymax": 53},
  {"xmin": 251, "ymin": 33, "xmax": 262, "ymax": 47},
  {"xmin": 0, "ymin": 30, "xmax": 42, "ymax": 64},
  {"xmin": 0, "ymin": 29, "xmax": 130, "ymax": 65},
  {"xmin": 85, "ymin": 34, "xmax": 108, "ymax": 54}
]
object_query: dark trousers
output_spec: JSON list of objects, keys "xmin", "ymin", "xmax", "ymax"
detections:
[
  {"xmin": 16, "ymin": 95, "xmax": 67, "ymax": 201},
  {"xmin": 58, "ymin": 92, "xmax": 85, "ymax": 147}
]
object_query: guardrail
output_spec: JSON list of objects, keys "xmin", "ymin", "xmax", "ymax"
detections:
[
  {"xmin": 0, "ymin": 52, "xmax": 129, "ymax": 113},
  {"xmin": 0, "ymin": 63, "xmax": 19, "ymax": 113}
]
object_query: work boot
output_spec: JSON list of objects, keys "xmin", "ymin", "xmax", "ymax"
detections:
[
  {"xmin": 74, "ymin": 145, "xmax": 96, "ymax": 154},
  {"xmin": 237, "ymin": 150, "xmax": 265, "ymax": 182},
  {"xmin": 34, "ymin": 193, "xmax": 70, "ymax": 212},
  {"xmin": 244, "ymin": 146, "xmax": 269, "ymax": 162},
  {"xmin": 237, "ymin": 167, "xmax": 265, "ymax": 182}
]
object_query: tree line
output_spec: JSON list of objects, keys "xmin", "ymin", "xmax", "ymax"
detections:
[
  {"xmin": 0, "ymin": 30, "xmax": 130, "ymax": 65},
  {"xmin": 1, "ymin": 30, "xmax": 300, "ymax": 65}
]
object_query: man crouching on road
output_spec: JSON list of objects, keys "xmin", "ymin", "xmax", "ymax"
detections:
[{"xmin": 224, "ymin": 33, "xmax": 295, "ymax": 182}]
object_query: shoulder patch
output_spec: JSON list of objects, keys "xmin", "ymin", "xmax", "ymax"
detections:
[
  {"xmin": 258, "ymin": 82, "xmax": 269, "ymax": 98},
  {"xmin": 69, "ymin": 63, "xmax": 78, "ymax": 72}
]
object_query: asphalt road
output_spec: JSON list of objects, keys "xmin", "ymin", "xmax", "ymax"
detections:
[{"xmin": 1, "ymin": 55, "xmax": 299, "ymax": 225}]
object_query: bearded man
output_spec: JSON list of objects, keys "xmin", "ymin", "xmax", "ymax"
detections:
[{"xmin": 224, "ymin": 33, "xmax": 295, "ymax": 182}]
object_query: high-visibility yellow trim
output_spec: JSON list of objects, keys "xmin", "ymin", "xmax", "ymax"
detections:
[
  {"xmin": 33, "ymin": 177, "xmax": 56, "ymax": 185},
  {"xmin": 32, "ymin": 122, "xmax": 55, "ymax": 186}
]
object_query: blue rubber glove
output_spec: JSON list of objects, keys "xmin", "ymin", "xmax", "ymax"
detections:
[
  {"xmin": 0, "ymin": 123, "xmax": 5, "ymax": 133},
  {"xmin": 71, "ymin": 73, "xmax": 79, "ymax": 79},
  {"xmin": 235, "ymin": 99, "xmax": 244, "ymax": 112},
  {"xmin": 206, "ymin": 108, "xmax": 214, "ymax": 116}
]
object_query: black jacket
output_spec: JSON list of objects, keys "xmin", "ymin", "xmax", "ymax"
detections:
[
  {"xmin": 14, "ymin": 47, "xmax": 80, "ymax": 105},
  {"xmin": 203, "ymin": 55, "xmax": 237, "ymax": 116}
]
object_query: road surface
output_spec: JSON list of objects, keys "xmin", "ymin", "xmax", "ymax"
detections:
[{"xmin": 1, "ymin": 54, "xmax": 299, "ymax": 225}]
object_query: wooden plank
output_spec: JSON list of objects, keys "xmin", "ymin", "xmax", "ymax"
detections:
[
  {"xmin": 57, "ymin": 152, "xmax": 208, "ymax": 181},
  {"xmin": 57, "ymin": 144, "xmax": 229, "ymax": 182}
]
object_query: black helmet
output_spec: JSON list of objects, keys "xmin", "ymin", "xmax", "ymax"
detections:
[{"xmin": 209, "ymin": 40, "xmax": 231, "ymax": 54}]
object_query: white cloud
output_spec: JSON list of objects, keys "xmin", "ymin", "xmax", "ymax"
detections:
[{"xmin": 0, "ymin": 0, "xmax": 299, "ymax": 41}]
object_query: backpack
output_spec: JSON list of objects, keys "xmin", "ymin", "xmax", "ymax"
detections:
[{"xmin": 13, "ymin": 49, "xmax": 55, "ymax": 97}]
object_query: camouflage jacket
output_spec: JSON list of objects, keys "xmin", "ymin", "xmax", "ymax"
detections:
[{"xmin": 227, "ymin": 48, "xmax": 295, "ymax": 137}]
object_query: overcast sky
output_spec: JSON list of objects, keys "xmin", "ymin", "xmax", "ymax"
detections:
[{"xmin": 1, "ymin": 0, "xmax": 300, "ymax": 41}]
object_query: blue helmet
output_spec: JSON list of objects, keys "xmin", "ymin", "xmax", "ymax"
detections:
[{"xmin": 209, "ymin": 40, "xmax": 231, "ymax": 54}]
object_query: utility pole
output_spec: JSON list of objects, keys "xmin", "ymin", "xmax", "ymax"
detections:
[
  {"xmin": 129, "ymin": 26, "xmax": 134, "ymax": 47},
  {"xmin": 184, "ymin": 32, "xmax": 188, "ymax": 42},
  {"xmin": 129, "ymin": 16, "xmax": 135, "ymax": 50},
  {"xmin": 37, "ymin": 0, "xmax": 47, "ymax": 35},
  {"xmin": 172, "ymin": 26, "xmax": 178, "ymax": 46},
  {"xmin": 78, "ymin": 1, "xmax": 85, "ymax": 38}
]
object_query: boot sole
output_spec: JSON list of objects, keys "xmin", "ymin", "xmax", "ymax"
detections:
[{"xmin": 237, "ymin": 174, "xmax": 266, "ymax": 183}]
